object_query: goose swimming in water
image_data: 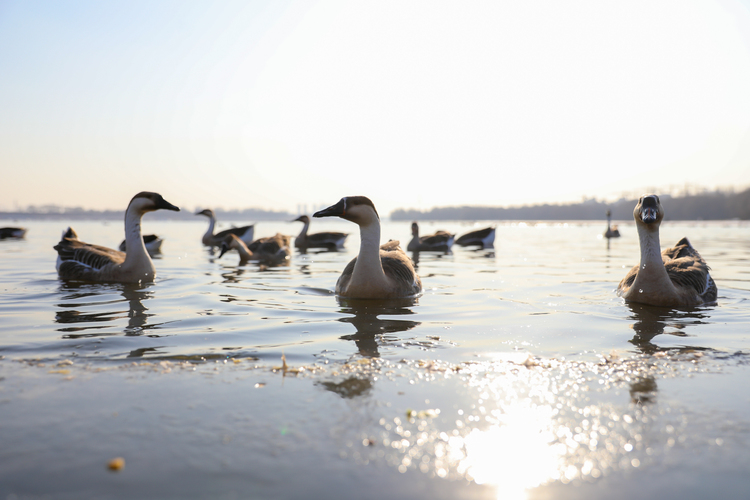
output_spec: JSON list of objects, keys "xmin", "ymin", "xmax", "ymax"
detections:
[
  {"xmin": 53, "ymin": 192, "xmax": 180, "ymax": 283},
  {"xmin": 196, "ymin": 209, "xmax": 254, "ymax": 247},
  {"xmin": 617, "ymin": 194, "xmax": 717, "ymax": 307},
  {"xmin": 0, "ymin": 227, "xmax": 27, "ymax": 239},
  {"xmin": 292, "ymin": 214, "xmax": 348, "ymax": 251},
  {"xmin": 604, "ymin": 210, "xmax": 620, "ymax": 238},
  {"xmin": 119, "ymin": 234, "xmax": 163, "ymax": 254},
  {"xmin": 314, "ymin": 196, "xmax": 422, "ymax": 299},
  {"xmin": 218, "ymin": 233, "xmax": 291, "ymax": 265},
  {"xmin": 455, "ymin": 226, "xmax": 496, "ymax": 248},
  {"xmin": 406, "ymin": 222, "xmax": 454, "ymax": 252}
]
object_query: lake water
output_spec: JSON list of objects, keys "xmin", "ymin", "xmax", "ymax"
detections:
[{"xmin": 1, "ymin": 217, "xmax": 749, "ymax": 500}]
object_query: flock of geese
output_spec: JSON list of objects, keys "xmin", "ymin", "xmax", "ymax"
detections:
[{"xmin": 1, "ymin": 192, "xmax": 717, "ymax": 308}]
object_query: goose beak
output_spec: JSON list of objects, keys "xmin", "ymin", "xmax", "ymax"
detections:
[
  {"xmin": 157, "ymin": 197, "xmax": 180, "ymax": 212},
  {"xmin": 218, "ymin": 243, "xmax": 230, "ymax": 258},
  {"xmin": 313, "ymin": 198, "xmax": 346, "ymax": 218},
  {"xmin": 641, "ymin": 207, "xmax": 658, "ymax": 223}
]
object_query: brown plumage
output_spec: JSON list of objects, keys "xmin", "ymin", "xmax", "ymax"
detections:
[
  {"xmin": 218, "ymin": 233, "xmax": 291, "ymax": 265},
  {"xmin": 455, "ymin": 226, "xmax": 496, "ymax": 248},
  {"xmin": 407, "ymin": 222, "xmax": 454, "ymax": 252},
  {"xmin": 292, "ymin": 214, "xmax": 348, "ymax": 250},
  {"xmin": 196, "ymin": 209, "xmax": 254, "ymax": 247},
  {"xmin": 617, "ymin": 195, "xmax": 717, "ymax": 307}
]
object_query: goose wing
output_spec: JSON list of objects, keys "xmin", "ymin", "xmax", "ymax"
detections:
[
  {"xmin": 456, "ymin": 226, "xmax": 495, "ymax": 246},
  {"xmin": 336, "ymin": 240, "xmax": 421, "ymax": 296},
  {"xmin": 663, "ymin": 238, "xmax": 716, "ymax": 301},
  {"xmin": 54, "ymin": 238, "xmax": 125, "ymax": 274},
  {"xmin": 215, "ymin": 225, "xmax": 254, "ymax": 240},
  {"xmin": 307, "ymin": 231, "xmax": 348, "ymax": 246}
]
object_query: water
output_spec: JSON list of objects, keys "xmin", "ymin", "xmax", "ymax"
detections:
[{"xmin": 1, "ymin": 218, "xmax": 749, "ymax": 499}]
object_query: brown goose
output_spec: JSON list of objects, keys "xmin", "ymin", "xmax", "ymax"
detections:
[
  {"xmin": 406, "ymin": 222, "xmax": 454, "ymax": 252},
  {"xmin": 0, "ymin": 227, "xmax": 27, "ymax": 239},
  {"xmin": 218, "ymin": 233, "xmax": 291, "ymax": 265},
  {"xmin": 455, "ymin": 226, "xmax": 496, "ymax": 248},
  {"xmin": 196, "ymin": 208, "xmax": 254, "ymax": 247},
  {"xmin": 604, "ymin": 210, "xmax": 620, "ymax": 238},
  {"xmin": 53, "ymin": 192, "xmax": 179, "ymax": 283},
  {"xmin": 292, "ymin": 214, "xmax": 348, "ymax": 250},
  {"xmin": 617, "ymin": 194, "xmax": 717, "ymax": 307},
  {"xmin": 314, "ymin": 196, "xmax": 422, "ymax": 299}
]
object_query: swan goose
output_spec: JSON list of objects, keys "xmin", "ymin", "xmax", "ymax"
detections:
[
  {"xmin": 313, "ymin": 196, "xmax": 422, "ymax": 299},
  {"xmin": 292, "ymin": 214, "xmax": 348, "ymax": 250},
  {"xmin": 406, "ymin": 222, "xmax": 454, "ymax": 252},
  {"xmin": 455, "ymin": 226, "xmax": 496, "ymax": 248},
  {"xmin": 196, "ymin": 208, "xmax": 254, "ymax": 247},
  {"xmin": 0, "ymin": 227, "xmax": 27, "ymax": 239},
  {"xmin": 53, "ymin": 192, "xmax": 179, "ymax": 283},
  {"xmin": 218, "ymin": 233, "xmax": 291, "ymax": 264},
  {"xmin": 617, "ymin": 194, "xmax": 717, "ymax": 307},
  {"xmin": 604, "ymin": 210, "xmax": 620, "ymax": 238}
]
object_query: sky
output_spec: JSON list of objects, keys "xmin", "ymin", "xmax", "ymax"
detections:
[{"xmin": 2, "ymin": 0, "xmax": 750, "ymax": 216}]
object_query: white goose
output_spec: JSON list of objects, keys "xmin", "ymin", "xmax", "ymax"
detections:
[
  {"xmin": 54, "ymin": 192, "xmax": 179, "ymax": 283},
  {"xmin": 196, "ymin": 208, "xmax": 254, "ymax": 247},
  {"xmin": 313, "ymin": 196, "xmax": 422, "ymax": 299},
  {"xmin": 292, "ymin": 214, "xmax": 348, "ymax": 250},
  {"xmin": 618, "ymin": 194, "xmax": 717, "ymax": 307},
  {"xmin": 406, "ymin": 222, "xmax": 454, "ymax": 252}
]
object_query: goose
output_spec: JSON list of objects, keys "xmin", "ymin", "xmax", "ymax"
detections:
[
  {"xmin": 617, "ymin": 194, "xmax": 717, "ymax": 307},
  {"xmin": 0, "ymin": 227, "xmax": 27, "ymax": 239},
  {"xmin": 119, "ymin": 234, "xmax": 163, "ymax": 253},
  {"xmin": 406, "ymin": 222, "xmax": 454, "ymax": 252},
  {"xmin": 455, "ymin": 226, "xmax": 496, "ymax": 248},
  {"xmin": 292, "ymin": 214, "xmax": 348, "ymax": 250},
  {"xmin": 53, "ymin": 192, "xmax": 180, "ymax": 283},
  {"xmin": 196, "ymin": 208, "xmax": 254, "ymax": 247},
  {"xmin": 218, "ymin": 233, "xmax": 291, "ymax": 264},
  {"xmin": 313, "ymin": 196, "xmax": 422, "ymax": 299},
  {"xmin": 604, "ymin": 210, "xmax": 620, "ymax": 238}
]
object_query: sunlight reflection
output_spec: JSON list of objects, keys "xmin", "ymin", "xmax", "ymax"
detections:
[{"xmin": 459, "ymin": 403, "xmax": 563, "ymax": 500}]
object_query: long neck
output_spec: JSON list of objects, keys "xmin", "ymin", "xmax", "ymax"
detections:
[
  {"xmin": 204, "ymin": 214, "xmax": 216, "ymax": 237},
  {"xmin": 634, "ymin": 223, "xmax": 672, "ymax": 289},
  {"xmin": 353, "ymin": 220, "xmax": 386, "ymax": 281},
  {"xmin": 235, "ymin": 240, "xmax": 253, "ymax": 261},
  {"xmin": 297, "ymin": 219, "xmax": 310, "ymax": 239},
  {"xmin": 122, "ymin": 207, "xmax": 153, "ymax": 271}
]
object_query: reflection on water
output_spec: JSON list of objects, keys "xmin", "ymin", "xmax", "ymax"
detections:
[
  {"xmin": 626, "ymin": 302, "xmax": 713, "ymax": 355},
  {"xmin": 337, "ymin": 297, "xmax": 420, "ymax": 357}
]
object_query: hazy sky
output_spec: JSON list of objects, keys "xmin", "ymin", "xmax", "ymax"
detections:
[{"xmin": 2, "ymin": 0, "xmax": 750, "ymax": 216}]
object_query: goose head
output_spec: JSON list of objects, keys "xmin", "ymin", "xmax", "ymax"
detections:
[
  {"xmin": 196, "ymin": 208, "xmax": 215, "ymax": 218},
  {"xmin": 313, "ymin": 196, "xmax": 379, "ymax": 226},
  {"xmin": 218, "ymin": 234, "xmax": 241, "ymax": 258},
  {"xmin": 128, "ymin": 192, "xmax": 180, "ymax": 215},
  {"xmin": 293, "ymin": 215, "xmax": 310, "ymax": 224},
  {"xmin": 411, "ymin": 222, "xmax": 419, "ymax": 237},
  {"xmin": 633, "ymin": 194, "xmax": 663, "ymax": 231}
]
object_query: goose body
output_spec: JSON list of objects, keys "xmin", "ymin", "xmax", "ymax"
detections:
[
  {"xmin": 314, "ymin": 196, "xmax": 422, "ymax": 299},
  {"xmin": 604, "ymin": 210, "xmax": 620, "ymax": 238},
  {"xmin": 617, "ymin": 194, "xmax": 717, "ymax": 307},
  {"xmin": 455, "ymin": 226, "xmax": 496, "ymax": 248},
  {"xmin": 53, "ymin": 192, "xmax": 179, "ymax": 283},
  {"xmin": 219, "ymin": 233, "xmax": 291, "ymax": 264},
  {"xmin": 0, "ymin": 227, "xmax": 27, "ymax": 239},
  {"xmin": 196, "ymin": 209, "xmax": 254, "ymax": 247},
  {"xmin": 293, "ymin": 215, "xmax": 348, "ymax": 250},
  {"xmin": 406, "ymin": 222, "xmax": 454, "ymax": 252},
  {"xmin": 119, "ymin": 234, "xmax": 163, "ymax": 253}
]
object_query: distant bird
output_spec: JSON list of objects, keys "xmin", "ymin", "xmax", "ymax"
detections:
[
  {"xmin": 406, "ymin": 222, "xmax": 454, "ymax": 252},
  {"xmin": 617, "ymin": 194, "xmax": 717, "ymax": 307},
  {"xmin": 313, "ymin": 196, "xmax": 422, "ymax": 299},
  {"xmin": 218, "ymin": 233, "xmax": 291, "ymax": 265},
  {"xmin": 196, "ymin": 208, "xmax": 254, "ymax": 247},
  {"xmin": 0, "ymin": 227, "xmax": 27, "ymax": 239},
  {"xmin": 292, "ymin": 214, "xmax": 348, "ymax": 251},
  {"xmin": 119, "ymin": 234, "xmax": 163, "ymax": 254},
  {"xmin": 455, "ymin": 226, "xmax": 496, "ymax": 248},
  {"xmin": 604, "ymin": 210, "xmax": 620, "ymax": 238},
  {"xmin": 53, "ymin": 192, "xmax": 180, "ymax": 283}
]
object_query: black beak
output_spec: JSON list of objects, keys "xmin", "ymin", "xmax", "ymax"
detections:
[
  {"xmin": 218, "ymin": 243, "xmax": 230, "ymax": 258},
  {"xmin": 156, "ymin": 196, "xmax": 180, "ymax": 212},
  {"xmin": 640, "ymin": 196, "xmax": 659, "ymax": 223},
  {"xmin": 313, "ymin": 198, "xmax": 346, "ymax": 218}
]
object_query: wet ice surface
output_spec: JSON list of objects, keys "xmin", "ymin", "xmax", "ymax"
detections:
[{"xmin": 1, "ymin": 219, "xmax": 749, "ymax": 499}]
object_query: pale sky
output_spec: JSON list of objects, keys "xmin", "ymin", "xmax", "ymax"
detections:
[{"xmin": 2, "ymin": 0, "xmax": 750, "ymax": 216}]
